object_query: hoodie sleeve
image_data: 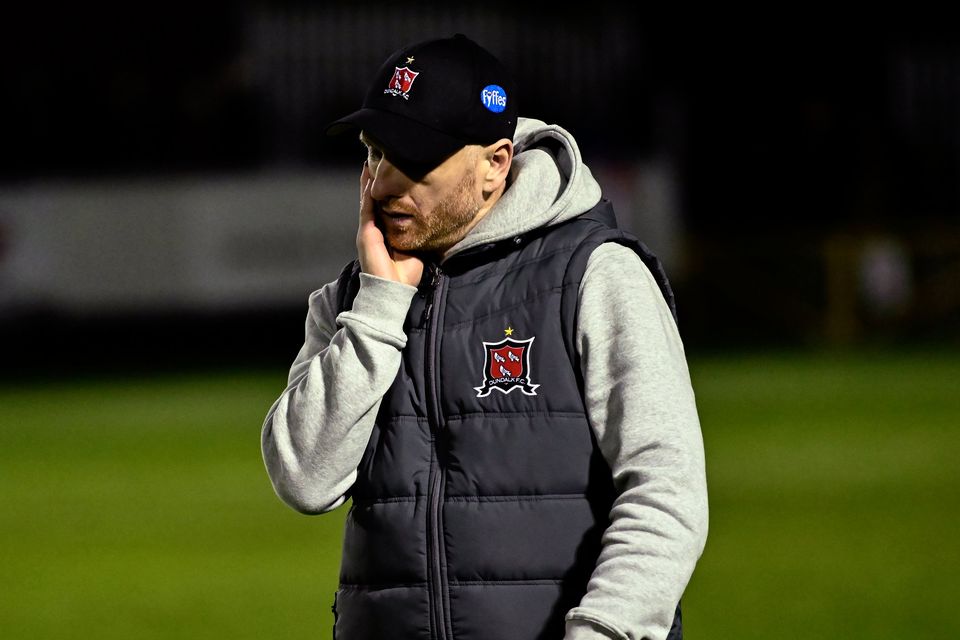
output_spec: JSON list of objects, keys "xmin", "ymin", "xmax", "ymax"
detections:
[
  {"xmin": 260, "ymin": 272, "xmax": 418, "ymax": 514},
  {"xmin": 563, "ymin": 242, "xmax": 709, "ymax": 640}
]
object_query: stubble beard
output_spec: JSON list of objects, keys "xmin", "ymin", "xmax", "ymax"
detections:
[{"xmin": 383, "ymin": 169, "xmax": 483, "ymax": 254}]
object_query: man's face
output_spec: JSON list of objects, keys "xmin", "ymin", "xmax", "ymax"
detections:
[{"xmin": 361, "ymin": 133, "xmax": 485, "ymax": 254}]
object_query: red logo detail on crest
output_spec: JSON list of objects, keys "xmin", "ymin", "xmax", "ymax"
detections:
[
  {"xmin": 489, "ymin": 346, "xmax": 525, "ymax": 380},
  {"xmin": 387, "ymin": 66, "xmax": 419, "ymax": 95}
]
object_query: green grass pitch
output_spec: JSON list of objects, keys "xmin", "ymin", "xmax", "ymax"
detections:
[{"xmin": 1, "ymin": 348, "xmax": 958, "ymax": 639}]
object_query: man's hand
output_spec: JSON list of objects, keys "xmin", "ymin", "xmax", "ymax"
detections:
[{"xmin": 356, "ymin": 163, "xmax": 424, "ymax": 286}]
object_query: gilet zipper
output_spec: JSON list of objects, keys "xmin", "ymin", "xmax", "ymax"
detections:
[{"xmin": 424, "ymin": 264, "xmax": 450, "ymax": 640}]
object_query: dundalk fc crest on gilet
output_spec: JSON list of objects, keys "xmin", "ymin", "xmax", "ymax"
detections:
[{"xmin": 474, "ymin": 329, "xmax": 540, "ymax": 397}]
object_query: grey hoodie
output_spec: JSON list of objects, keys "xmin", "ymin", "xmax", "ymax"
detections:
[{"xmin": 261, "ymin": 117, "xmax": 708, "ymax": 640}]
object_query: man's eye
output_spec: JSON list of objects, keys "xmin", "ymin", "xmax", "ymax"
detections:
[{"xmin": 367, "ymin": 147, "xmax": 383, "ymax": 162}]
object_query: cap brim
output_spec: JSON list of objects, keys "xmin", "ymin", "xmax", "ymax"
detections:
[{"xmin": 326, "ymin": 108, "xmax": 466, "ymax": 177}]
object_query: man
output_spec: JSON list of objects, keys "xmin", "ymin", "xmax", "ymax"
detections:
[{"xmin": 261, "ymin": 33, "xmax": 708, "ymax": 640}]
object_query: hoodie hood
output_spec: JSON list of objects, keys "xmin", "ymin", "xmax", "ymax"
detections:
[{"xmin": 443, "ymin": 117, "xmax": 602, "ymax": 259}]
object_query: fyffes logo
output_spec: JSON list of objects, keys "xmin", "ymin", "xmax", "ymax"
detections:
[{"xmin": 480, "ymin": 85, "xmax": 507, "ymax": 113}]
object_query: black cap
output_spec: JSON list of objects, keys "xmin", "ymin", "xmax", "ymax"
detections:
[{"xmin": 326, "ymin": 34, "xmax": 517, "ymax": 175}]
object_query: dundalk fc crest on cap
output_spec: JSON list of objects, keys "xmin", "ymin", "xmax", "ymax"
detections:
[
  {"xmin": 385, "ymin": 65, "xmax": 419, "ymax": 99},
  {"xmin": 474, "ymin": 329, "xmax": 539, "ymax": 398}
]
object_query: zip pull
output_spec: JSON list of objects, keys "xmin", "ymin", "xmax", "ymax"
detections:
[{"xmin": 423, "ymin": 264, "xmax": 443, "ymax": 324}]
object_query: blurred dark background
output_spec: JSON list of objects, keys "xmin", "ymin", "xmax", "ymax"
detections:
[
  {"xmin": 4, "ymin": 10, "xmax": 958, "ymax": 640},
  {"xmin": 2, "ymin": 4, "xmax": 959, "ymax": 378}
]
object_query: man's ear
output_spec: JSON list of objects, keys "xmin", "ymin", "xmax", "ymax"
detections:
[{"xmin": 481, "ymin": 138, "xmax": 514, "ymax": 194}]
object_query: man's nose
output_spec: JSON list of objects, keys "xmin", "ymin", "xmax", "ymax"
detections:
[{"xmin": 369, "ymin": 156, "xmax": 408, "ymax": 201}]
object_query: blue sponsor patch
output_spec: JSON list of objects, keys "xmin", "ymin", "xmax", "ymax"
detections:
[{"xmin": 480, "ymin": 84, "xmax": 507, "ymax": 113}]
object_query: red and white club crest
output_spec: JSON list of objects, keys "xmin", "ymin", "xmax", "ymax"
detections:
[
  {"xmin": 474, "ymin": 334, "xmax": 539, "ymax": 398},
  {"xmin": 385, "ymin": 66, "xmax": 419, "ymax": 98}
]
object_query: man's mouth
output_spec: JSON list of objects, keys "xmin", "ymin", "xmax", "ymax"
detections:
[
  {"xmin": 380, "ymin": 206, "xmax": 416, "ymax": 221},
  {"xmin": 378, "ymin": 208, "xmax": 416, "ymax": 231}
]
